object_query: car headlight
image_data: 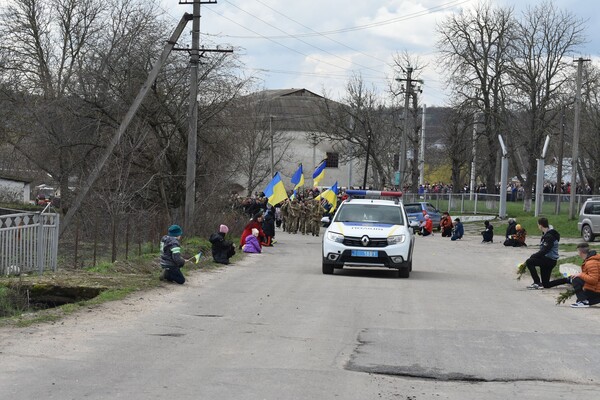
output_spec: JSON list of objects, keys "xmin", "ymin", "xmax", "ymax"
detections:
[
  {"xmin": 387, "ymin": 235, "xmax": 406, "ymax": 245},
  {"xmin": 326, "ymin": 231, "xmax": 344, "ymax": 243}
]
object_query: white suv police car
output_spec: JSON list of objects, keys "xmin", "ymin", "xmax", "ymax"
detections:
[{"xmin": 322, "ymin": 190, "xmax": 415, "ymax": 278}]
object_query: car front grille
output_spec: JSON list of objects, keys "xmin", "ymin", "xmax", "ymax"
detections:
[{"xmin": 343, "ymin": 236, "xmax": 388, "ymax": 247}]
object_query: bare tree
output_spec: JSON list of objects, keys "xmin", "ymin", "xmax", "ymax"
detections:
[
  {"xmin": 437, "ymin": 1, "xmax": 514, "ymax": 194},
  {"xmin": 319, "ymin": 74, "xmax": 397, "ymax": 188},
  {"xmin": 506, "ymin": 1, "xmax": 586, "ymax": 210},
  {"xmin": 0, "ymin": 0, "xmax": 108, "ymax": 211},
  {"xmin": 580, "ymin": 63, "xmax": 600, "ymax": 193}
]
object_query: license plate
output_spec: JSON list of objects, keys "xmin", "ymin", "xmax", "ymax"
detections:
[{"xmin": 351, "ymin": 250, "xmax": 378, "ymax": 257}]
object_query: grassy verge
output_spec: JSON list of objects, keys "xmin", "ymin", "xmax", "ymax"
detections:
[{"xmin": 0, "ymin": 236, "xmax": 241, "ymax": 328}]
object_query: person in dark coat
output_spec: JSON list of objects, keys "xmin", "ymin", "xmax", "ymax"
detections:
[
  {"xmin": 481, "ymin": 220, "xmax": 494, "ymax": 243},
  {"xmin": 451, "ymin": 218, "xmax": 464, "ymax": 241},
  {"xmin": 505, "ymin": 218, "xmax": 517, "ymax": 241},
  {"xmin": 262, "ymin": 205, "xmax": 276, "ymax": 246},
  {"xmin": 209, "ymin": 224, "xmax": 235, "ymax": 265}
]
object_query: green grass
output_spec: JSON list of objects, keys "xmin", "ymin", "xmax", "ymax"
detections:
[{"xmin": 0, "ymin": 234, "xmax": 244, "ymax": 327}]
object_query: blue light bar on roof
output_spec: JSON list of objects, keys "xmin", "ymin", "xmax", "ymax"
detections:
[{"xmin": 346, "ymin": 190, "xmax": 403, "ymax": 197}]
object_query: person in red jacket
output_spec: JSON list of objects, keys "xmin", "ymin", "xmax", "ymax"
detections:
[
  {"xmin": 419, "ymin": 214, "xmax": 433, "ymax": 236},
  {"xmin": 240, "ymin": 213, "xmax": 266, "ymax": 248},
  {"xmin": 440, "ymin": 212, "xmax": 453, "ymax": 237}
]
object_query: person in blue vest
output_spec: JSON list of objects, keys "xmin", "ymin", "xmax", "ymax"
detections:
[{"xmin": 159, "ymin": 224, "xmax": 187, "ymax": 284}]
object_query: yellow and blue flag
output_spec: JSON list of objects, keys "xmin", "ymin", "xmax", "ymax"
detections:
[
  {"xmin": 188, "ymin": 252, "xmax": 202, "ymax": 264},
  {"xmin": 315, "ymin": 181, "xmax": 338, "ymax": 211},
  {"xmin": 312, "ymin": 159, "xmax": 326, "ymax": 187},
  {"xmin": 264, "ymin": 172, "xmax": 288, "ymax": 206},
  {"xmin": 290, "ymin": 164, "xmax": 304, "ymax": 190}
]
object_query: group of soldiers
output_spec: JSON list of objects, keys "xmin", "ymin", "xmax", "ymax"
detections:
[{"xmin": 279, "ymin": 198, "xmax": 326, "ymax": 236}]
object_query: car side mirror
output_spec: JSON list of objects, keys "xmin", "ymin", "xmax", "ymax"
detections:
[{"xmin": 321, "ymin": 216, "xmax": 331, "ymax": 227}]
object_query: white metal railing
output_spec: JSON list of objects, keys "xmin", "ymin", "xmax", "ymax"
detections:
[
  {"xmin": 402, "ymin": 192, "xmax": 593, "ymax": 216},
  {"xmin": 0, "ymin": 209, "xmax": 59, "ymax": 275}
]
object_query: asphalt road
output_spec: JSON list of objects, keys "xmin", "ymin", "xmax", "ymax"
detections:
[{"xmin": 2, "ymin": 229, "xmax": 600, "ymax": 399}]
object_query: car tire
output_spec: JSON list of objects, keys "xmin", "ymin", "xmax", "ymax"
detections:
[
  {"xmin": 322, "ymin": 261, "xmax": 334, "ymax": 275},
  {"xmin": 398, "ymin": 267, "xmax": 410, "ymax": 278},
  {"xmin": 582, "ymin": 225, "xmax": 596, "ymax": 242}
]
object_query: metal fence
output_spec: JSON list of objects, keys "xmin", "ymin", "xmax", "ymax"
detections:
[
  {"xmin": 0, "ymin": 208, "xmax": 59, "ymax": 275},
  {"xmin": 402, "ymin": 192, "xmax": 594, "ymax": 216}
]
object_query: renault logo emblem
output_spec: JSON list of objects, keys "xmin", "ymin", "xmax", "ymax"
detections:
[{"xmin": 361, "ymin": 235, "xmax": 370, "ymax": 246}]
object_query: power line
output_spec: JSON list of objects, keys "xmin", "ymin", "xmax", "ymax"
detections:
[
  {"xmin": 212, "ymin": 1, "xmax": 386, "ymax": 76},
  {"xmin": 209, "ymin": 0, "xmax": 470, "ymax": 39}
]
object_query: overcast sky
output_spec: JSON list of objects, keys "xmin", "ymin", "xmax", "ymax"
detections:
[{"xmin": 160, "ymin": 0, "xmax": 600, "ymax": 107}]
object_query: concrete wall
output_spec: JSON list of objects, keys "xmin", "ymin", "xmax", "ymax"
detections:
[
  {"xmin": 278, "ymin": 131, "xmax": 363, "ymax": 190},
  {"xmin": 0, "ymin": 178, "xmax": 31, "ymax": 203}
]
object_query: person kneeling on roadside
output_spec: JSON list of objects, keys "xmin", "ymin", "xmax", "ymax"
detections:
[
  {"xmin": 209, "ymin": 224, "xmax": 236, "ymax": 265},
  {"xmin": 504, "ymin": 224, "xmax": 527, "ymax": 247},
  {"xmin": 242, "ymin": 228, "xmax": 262, "ymax": 253},
  {"xmin": 522, "ymin": 217, "xmax": 560, "ymax": 290},
  {"xmin": 568, "ymin": 243, "xmax": 600, "ymax": 308},
  {"xmin": 159, "ymin": 224, "xmax": 187, "ymax": 284},
  {"xmin": 450, "ymin": 218, "xmax": 464, "ymax": 241},
  {"xmin": 440, "ymin": 212, "xmax": 453, "ymax": 237},
  {"xmin": 419, "ymin": 214, "xmax": 433, "ymax": 236}
]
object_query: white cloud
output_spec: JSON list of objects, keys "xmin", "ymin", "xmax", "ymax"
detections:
[{"xmin": 162, "ymin": 0, "xmax": 600, "ymax": 106}]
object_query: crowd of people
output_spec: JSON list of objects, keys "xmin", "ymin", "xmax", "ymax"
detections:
[{"xmin": 157, "ymin": 188, "xmax": 600, "ymax": 309}]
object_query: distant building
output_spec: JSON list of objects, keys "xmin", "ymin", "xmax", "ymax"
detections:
[
  {"xmin": 241, "ymin": 88, "xmax": 363, "ymax": 191},
  {"xmin": 0, "ymin": 176, "xmax": 32, "ymax": 203}
]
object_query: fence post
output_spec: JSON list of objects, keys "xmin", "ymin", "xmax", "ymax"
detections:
[{"xmin": 36, "ymin": 212, "xmax": 44, "ymax": 274}]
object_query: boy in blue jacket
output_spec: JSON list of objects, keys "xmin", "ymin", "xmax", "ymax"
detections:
[{"xmin": 159, "ymin": 224, "xmax": 187, "ymax": 284}]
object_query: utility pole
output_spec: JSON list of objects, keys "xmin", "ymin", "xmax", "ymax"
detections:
[
  {"xmin": 185, "ymin": 0, "xmax": 201, "ymax": 235},
  {"xmin": 569, "ymin": 57, "xmax": 590, "ymax": 219},
  {"xmin": 363, "ymin": 128, "xmax": 372, "ymax": 189},
  {"xmin": 396, "ymin": 67, "xmax": 412, "ymax": 191},
  {"xmin": 178, "ymin": 0, "xmax": 232, "ymax": 234},
  {"xmin": 419, "ymin": 104, "xmax": 426, "ymax": 186},
  {"xmin": 270, "ymin": 116, "xmax": 274, "ymax": 178},
  {"xmin": 555, "ymin": 104, "xmax": 565, "ymax": 214}
]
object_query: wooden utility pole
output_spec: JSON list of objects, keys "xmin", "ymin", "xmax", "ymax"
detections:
[
  {"xmin": 569, "ymin": 57, "xmax": 590, "ymax": 219},
  {"xmin": 397, "ymin": 67, "xmax": 412, "ymax": 190},
  {"xmin": 555, "ymin": 104, "xmax": 565, "ymax": 214},
  {"xmin": 179, "ymin": 1, "xmax": 232, "ymax": 234},
  {"xmin": 184, "ymin": 0, "xmax": 202, "ymax": 235}
]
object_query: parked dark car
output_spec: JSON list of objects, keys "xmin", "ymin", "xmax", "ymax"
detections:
[{"xmin": 403, "ymin": 202, "xmax": 442, "ymax": 232}]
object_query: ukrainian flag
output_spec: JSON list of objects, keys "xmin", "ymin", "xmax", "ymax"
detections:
[
  {"xmin": 312, "ymin": 159, "xmax": 326, "ymax": 187},
  {"xmin": 315, "ymin": 181, "xmax": 338, "ymax": 211},
  {"xmin": 290, "ymin": 164, "xmax": 304, "ymax": 190},
  {"xmin": 264, "ymin": 172, "xmax": 288, "ymax": 206}
]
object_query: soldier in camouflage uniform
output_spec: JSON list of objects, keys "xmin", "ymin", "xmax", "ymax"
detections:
[
  {"xmin": 280, "ymin": 199, "xmax": 290, "ymax": 232},
  {"xmin": 310, "ymin": 199, "xmax": 325, "ymax": 236},
  {"xmin": 288, "ymin": 198, "xmax": 300, "ymax": 234},
  {"xmin": 298, "ymin": 200, "xmax": 309, "ymax": 235}
]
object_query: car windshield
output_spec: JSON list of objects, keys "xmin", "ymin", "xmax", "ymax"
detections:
[
  {"xmin": 404, "ymin": 204, "xmax": 422, "ymax": 214},
  {"xmin": 335, "ymin": 204, "xmax": 404, "ymax": 225}
]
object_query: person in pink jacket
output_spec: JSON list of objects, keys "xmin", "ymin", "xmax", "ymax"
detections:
[{"xmin": 243, "ymin": 228, "xmax": 262, "ymax": 253}]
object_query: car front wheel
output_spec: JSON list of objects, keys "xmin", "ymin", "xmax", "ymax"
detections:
[
  {"xmin": 582, "ymin": 225, "xmax": 596, "ymax": 242},
  {"xmin": 322, "ymin": 261, "xmax": 334, "ymax": 274}
]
